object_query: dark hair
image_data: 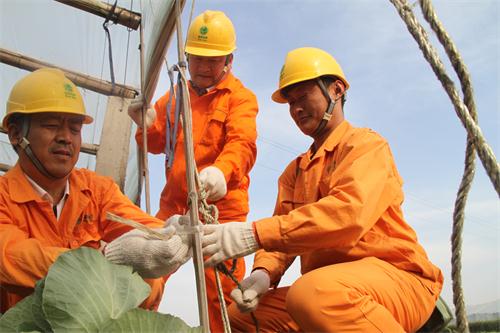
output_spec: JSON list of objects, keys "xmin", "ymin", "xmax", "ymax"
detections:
[
  {"xmin": 6, "ymin": 113, "xmax": 28, "ymax": 153},
  {"xmin": 318, "ymin": 76, "xmax": 346, "ymax": 107},
  {"xmin": 281, "ymin": 76, "xmax": 346, "ymax": 107},
  {"xmin": 6, "ymin": 113, "xmax": 26, "ymax": 127}
]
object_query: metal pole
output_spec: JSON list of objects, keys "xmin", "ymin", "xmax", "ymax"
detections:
[{"xmin": 174, "ymin": 0, "xmax": 210, "ymax": 331}]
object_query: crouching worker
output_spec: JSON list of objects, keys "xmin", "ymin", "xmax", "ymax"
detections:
[
  {"xmin": 0, "ymin": 68, "xmax": 191, "ymax": 314},
  {"xmin": 199, "ymin": 48, "xmax": 444, "ymax": 332}
]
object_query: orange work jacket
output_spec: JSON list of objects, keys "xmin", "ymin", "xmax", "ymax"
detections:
[
  {"xmin": 254, "ymin": 121, "xmax": 443, "ymax": 294},
  {"xmin": 0, "ymin": 164, "xmax": 166, "ymax": 313},
  {"xmin": 136, "ymin": 73, "xmax": 258, "ymax": 222}
]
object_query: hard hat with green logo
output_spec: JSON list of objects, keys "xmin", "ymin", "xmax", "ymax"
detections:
[
  {"xmin": 272, "ymin": 47, "xmax": 350, "ymax": 103},
  {"xmin": 185, "ymin": 10, "xmax": 236, "ymax": 57},
  {"xmin": 3, "ymin": 67, "xmax": 93, "ymax": 128}
]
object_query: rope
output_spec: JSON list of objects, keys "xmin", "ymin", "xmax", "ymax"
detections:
[
  {"xmin": 417, "ymin": 2, "xmax": 478, "ymax": 332},
  {"xmin": 122, "ymin": 0, "xmax": 134, "ymax": 85},
  {"xmin": 102, "ymin": 0, "xmax": 118, "ymax": 88},
  {"xmin": 195, "ymin": 172, "xmax": 260, "ymax": 333},
  {"xmin": 389, "ymin": 0, "xmax": 499, "ymax": 197},
  {"xmin": 194, "ymin": 173, "xmax": 232, "ymax": 333},
  {"xmin": 389, "ymin": 1, "xmax": 500, "ymax": 332}
]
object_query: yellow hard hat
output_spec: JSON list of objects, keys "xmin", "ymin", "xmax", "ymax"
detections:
[
  {"xmin": 272, "ymin": 47, "xmax": 350, "ymax": 103},
  {"xmin": 185, "ymin": 10, "xmax": 236, "ymax": 57},
  {"xmin": 3, "ymin": 67, "xmax": 93, "ymax": 128}
]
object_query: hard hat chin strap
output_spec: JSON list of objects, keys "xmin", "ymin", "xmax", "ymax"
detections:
[
  {"xmin": 17, "ymin": 119, "xmax": 57, "ymax": 180},
  {"xmin": 312, "ymin": 78, "xmax": 339, "ymax": 137},
  {"xmin": 209, "ymin": 54, "xmax": 232, "ymax": 90}
]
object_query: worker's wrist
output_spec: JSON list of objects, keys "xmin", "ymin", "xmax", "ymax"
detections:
[{"xmin": 251, "ymin": 221, "xmax": 262, "ymax": 248}]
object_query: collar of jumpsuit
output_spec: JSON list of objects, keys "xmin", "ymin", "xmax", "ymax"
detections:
[
  {"xmin": 302, "ymin": 120, "xmax": 349, "ymax": 165},
  {"xmin": 24, "ymin": 172, "xmax": 70, "ymax": 219},
  {"xmin": 189, "ymin": 70, "xmax": 236, "ymax": 97}
]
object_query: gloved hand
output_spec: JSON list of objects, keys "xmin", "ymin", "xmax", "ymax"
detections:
[
  {"xmin": 165, "ymin": 213, "xmax": 200, "ymax": 240},
  {"xmin": 230, "ymin": 270, "xmax": 271, "ymax": 313},
  {"xmin": 128, "ymin": 94, "xmax": 156, "ymax": 128},
  {"xmin": 105, "ymin": 227, "xmax": 191, "ymax": 278},
  {"xmin": 201, "ymin": 222, "xmax": 259, "ymax": 267},
  {"xmin": 165, "ymin": 214, "xmax": 190, "ymax": 230},
  {"xmin": 199, "ymin": 166, "xmax": 227, "ymax": 201}
]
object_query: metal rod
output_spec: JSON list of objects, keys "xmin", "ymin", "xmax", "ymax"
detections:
[
  {"xmin": 174, "ymin": 0, "xmax": 210, "ymax": 330},
  {"xmin": 54, "ymin": 0, "xmax": 141, "ymax": 30},
  {"xmin": 0, "ymin": 48, "xmax": 137, "ymax": 99}
]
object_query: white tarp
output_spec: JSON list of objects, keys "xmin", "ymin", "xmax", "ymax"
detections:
[{"xmin": 0, "ymin": 0, "xmax": 181, "ymax": 201}]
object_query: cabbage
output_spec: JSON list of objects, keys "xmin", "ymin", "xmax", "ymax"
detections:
[{"xmin": 0, "ymin": 247, "xmax": 200, "ymax": 332}]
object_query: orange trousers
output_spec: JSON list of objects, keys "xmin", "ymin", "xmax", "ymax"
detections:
[{"xmin": 229, "ymin": 257, "xmax": 439, "ymax": 333}]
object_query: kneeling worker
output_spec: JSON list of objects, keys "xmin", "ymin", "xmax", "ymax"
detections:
[
  {"xmin": 0, "ymin": 68, "xmax": 191, "ymax": 314},
  {"xmin": 200, "ymin": 47, "xmax": 444, "ymax": 332}
]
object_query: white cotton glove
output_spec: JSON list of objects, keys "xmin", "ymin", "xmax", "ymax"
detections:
[
  {"xmin": 201, "ymin": 222, "xmax": 259, "ymax": 267},
  {"xmin": 164, "ymin": 213, "xmax": 201, "ymax": 239},
  {"xmin": 230, "ymin": 270, "xmax": 271, "ymax": 313},
  {"xmin": 128, "ymin": 94, "xmax": 156, "ymax": 128},
  {"xmin": 165, "ymin": 214, "xmax": 190, "ymax": 230},
  {"xmin": 105, "ymin": 227, "xmax": 192, "ymax": 278},
  {"xmin": 199, "ymin": 166, "xmax": 227, "ymax": 201}
]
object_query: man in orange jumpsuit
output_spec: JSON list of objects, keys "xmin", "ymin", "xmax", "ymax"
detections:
[
  {"xmin": 0, "ymin": 68, "xmax": 191, "ymax": 314},
  {"xmin": 200, "ymin": 47, "xmax": 444, "ymax": 332},
  {"xmin": 128, "ymin": 10, "xmax": 258, "ymax": 332}
]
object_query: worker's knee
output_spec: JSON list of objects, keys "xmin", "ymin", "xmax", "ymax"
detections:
[
  {"xmin": 286, "ymin": 270, "xmax": 327, "ymax": 325},
  {"xmin": 286, "ymin": 268, "xmax": 360, "ymax": 329}
]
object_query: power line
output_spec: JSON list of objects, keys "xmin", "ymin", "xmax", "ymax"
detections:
[
  {"xmin": 257, "ymin": 136, "xmax": 303, "ymax": 155},
  {"xmin": 406, "ymin": 192, "xmax": 499, "ymax": 232}
]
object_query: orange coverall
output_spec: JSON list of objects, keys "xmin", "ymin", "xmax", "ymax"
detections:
[
  {"xmin": 136, "ymin": 72, "xmax": 258, "ymax": 332},
  {"xmin": 0, "ymin": 164, "xmax": 166, "ymax": 314},
  {"xmin": 230, "ymin": 121, "xmax": 443, "ymax": 332}
]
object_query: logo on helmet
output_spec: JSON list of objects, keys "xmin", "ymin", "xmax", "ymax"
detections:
[
  {"xmin": 63, "ymin": 83, "xmax": 77, "ymax": 99},
  {"xmin": 197, "ymin": 26, "xmax": 209, "ymax": 41}
]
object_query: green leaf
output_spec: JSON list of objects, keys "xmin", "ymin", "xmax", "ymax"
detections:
[
  {"xmin": 100, "ymin": 309, "xmax": 202, "ymax": 333},
  {"xmin": 42, "ymin": 247, "xmax": 150, "ymax": 332},
  {"xmin": 0, "ymin": 295, "xmax": 37, "ymax": 332},
  {"xmin": 31, "ymin": 279, "xmax": 51, "ymax": 332},
  {"xmin": 17, "ymin": 321, "xmax": 43, "ymax": 333}
]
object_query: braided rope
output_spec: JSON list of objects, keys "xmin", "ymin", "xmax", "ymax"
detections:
[
  {"xmin": 194, "ymin": 151, "xmax": 260, "ymax": 333},
  {"xmin": 389, "ymin": 0, "xmax": 499, "ymax": 196},
  {"xmin": 418, "ymin": 2, "xmax": 478, "ymax": 332},
  {"xmin": 390, "ymin": 1, "xmax": 499, "ymax": 332}
]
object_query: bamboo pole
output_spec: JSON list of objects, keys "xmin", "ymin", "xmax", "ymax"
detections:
[
  {"xmin": 54, "ymin": 0, "xmax": 141, "ymax": 30},
  {"xmin": 138, "ymin": 11, "xmax": 151, "ymax": 214},
  {"xmin": 1, "ymin": 126, "xmax": 99, "ymax": 155},
  {"xmin": 0, "ymin": 48, "xmax": 137, "ymax": 99},
  {"xmin": 174, "ymin": 0, "xmax": 210, "ymax": 330},
  {"xmin": 141, "ymin": 0, "xmax": 185, "ymax": 105}
]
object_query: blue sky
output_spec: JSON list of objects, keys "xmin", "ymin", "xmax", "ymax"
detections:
[
  {"xmin": 1, "ymin": 0, "xmax": 498, "ymax": 326},
  {"xmin": 155, "ymin": 0, "xmax": 499, "ymax": 324}
]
